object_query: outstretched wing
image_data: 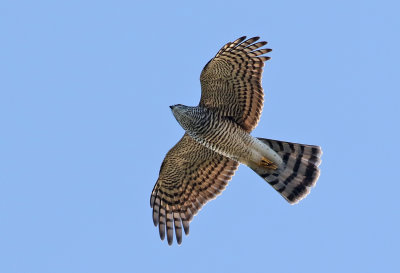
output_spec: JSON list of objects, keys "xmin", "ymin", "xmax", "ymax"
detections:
[
  {"xmin": 200, "ymin": 36, "xmax": 271, "ymax": 132},
  {"xmin": 150, "ymin": 134, "xmax": 239, "ymax": 245}
]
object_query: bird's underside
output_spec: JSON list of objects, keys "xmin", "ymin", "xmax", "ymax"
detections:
[{"xmin": 150, "ymin": 36, "xmax": 322, "ymax": 245}]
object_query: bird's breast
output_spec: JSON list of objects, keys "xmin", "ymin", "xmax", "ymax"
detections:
[{"xmin": 184, "ymin": 113, "xmax": 254, "ymax": 162}]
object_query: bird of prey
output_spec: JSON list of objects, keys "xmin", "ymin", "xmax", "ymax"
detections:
[{"xmin": 150, "ymin": 36, "xmax": 322, "ymax": 245}]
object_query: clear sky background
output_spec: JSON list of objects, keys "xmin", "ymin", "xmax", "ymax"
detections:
[{"xmin": 1, "ymin": 1, "xmax": 399, "ymax": 272}]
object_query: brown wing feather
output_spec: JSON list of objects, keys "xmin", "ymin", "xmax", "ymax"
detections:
[
  {"xmin": 150, "ymin": 134, "xmax": 239, "ymax": 245},
  {"xmin": 199, "ymin": 36, "xmax": 271, "ymax": 132}
]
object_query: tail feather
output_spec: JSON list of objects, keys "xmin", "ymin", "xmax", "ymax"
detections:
[{"xmin": 252, "ymin": 138, "xmax": 322, "ymax": 204}]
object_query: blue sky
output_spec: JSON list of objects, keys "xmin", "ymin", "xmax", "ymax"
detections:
[{"xmin": 1, "ymin": 0, "xmax": 399, "ymax": 272}]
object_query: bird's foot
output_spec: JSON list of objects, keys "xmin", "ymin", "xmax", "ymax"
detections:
[{"xmin": 260, "ymin": 157, "xmax": 278, "ymax": 170}]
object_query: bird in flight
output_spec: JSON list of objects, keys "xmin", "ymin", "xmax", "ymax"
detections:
[{"xmin": 150, "ymin": 36, "xmax": 322, "ymax": 245}]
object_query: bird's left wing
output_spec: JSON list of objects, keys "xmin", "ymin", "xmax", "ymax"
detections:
[
  {"xmin": 199, "ymin": 36, "xmax": 271, "ymax": 133},
  {"xmin": 150, "ymin": 133, "xmax": 239, "ymax": 245}
]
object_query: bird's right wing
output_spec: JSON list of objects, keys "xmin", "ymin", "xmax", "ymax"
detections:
[{"xmin": 150, "ymin": 133, "xmax": 239, "ymax": 245}]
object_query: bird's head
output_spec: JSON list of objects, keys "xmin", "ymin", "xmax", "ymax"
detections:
[
  {"xmin": 169, "ymin": 104, "xmax": 186, "ymax": 116},
  {"xmin": 170, "ymin": 104, "xmax": 202, "ymax": 131}
]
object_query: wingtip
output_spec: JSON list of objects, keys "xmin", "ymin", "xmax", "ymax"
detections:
[
  {"xmin": 182, "ymin": 220, "xmax": 190, "ymax": 235},
  {"xmin": 249, "ymin": 36, "xmax": 260, "ymax": 42},
  {"xmin": 152, "ymin": 216, "xmax": 158, "ymax": 227}
]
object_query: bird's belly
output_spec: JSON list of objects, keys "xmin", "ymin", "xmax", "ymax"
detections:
[{"xmin": 186, "ymin": 118, "xmax": 257, "ymax": 164}]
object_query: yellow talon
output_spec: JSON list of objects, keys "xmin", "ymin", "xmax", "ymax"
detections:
[{"xmin": 260, "ymin": 157, "xmax": 278, "ymax": 170}]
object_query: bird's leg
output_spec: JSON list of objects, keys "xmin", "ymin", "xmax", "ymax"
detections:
[{"xmin": 260, "ymin": 157, "xmax": 278, "ymax": 170}]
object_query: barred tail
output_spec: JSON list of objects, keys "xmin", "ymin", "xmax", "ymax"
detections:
[{"xmin": 252, "ymin": 138, "xmax": 322, "ymax": 204}]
